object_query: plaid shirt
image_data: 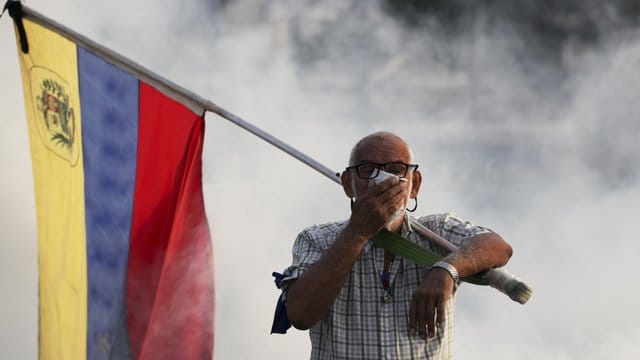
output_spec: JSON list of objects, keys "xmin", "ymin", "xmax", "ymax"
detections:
[{"xmin": 279, "ymin": 213, "xmax": 492, "ymax": 360}]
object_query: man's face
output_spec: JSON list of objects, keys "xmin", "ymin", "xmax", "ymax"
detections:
[{"xmin": 342, "ymin": 136, "xmax": 422, "ymax": 202}]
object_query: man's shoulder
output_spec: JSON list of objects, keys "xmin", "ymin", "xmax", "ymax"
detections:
[
  {"xmin": 299, "ymin": 220, "xmax": 349, "ymax": 238},
  {"xmin": 412, "ymin": 212, "xmax": 485, "ymax": 236},
  {"xmin": 293, "ymin": 220, "xmax": 349, "ymax": 250},
  {"xmin": 413, "ymin": 213, "xmax": 452, "ymax": 228},
  {"xmin": 412, "ymin": 212, "xmax": 493, "ymax": 245}
]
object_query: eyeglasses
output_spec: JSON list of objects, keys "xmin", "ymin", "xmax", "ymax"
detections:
[{"xmin": 346, "ymin": 161, "xmax": 419, "ymax": 180}]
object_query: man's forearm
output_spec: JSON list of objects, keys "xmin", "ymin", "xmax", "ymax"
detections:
[
  {"xmin": 442, "ymin": 232, "xmax": 512, "ymax": 278},
  {"xmin": 285, "ymin": 224, "xmax": 371, "ymax": 330}
]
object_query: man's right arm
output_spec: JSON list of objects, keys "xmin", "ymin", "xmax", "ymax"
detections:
[
  {"xmin": 285, "ymin": 224, "xmax": 370, "ymax": 330},
  {"xmin": 286, "ymin": 177, "xmax": 408, "ymax": 330}
]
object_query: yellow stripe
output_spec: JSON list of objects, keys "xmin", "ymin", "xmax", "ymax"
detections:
[{"xmin": 16, "ymin": 19, "xmax": 87, "ymax": 360}]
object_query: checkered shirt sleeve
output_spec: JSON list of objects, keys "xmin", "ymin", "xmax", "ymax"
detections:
[{"xmin": 278, "ymin": 221, "xmax": 348, "ymax": 292}]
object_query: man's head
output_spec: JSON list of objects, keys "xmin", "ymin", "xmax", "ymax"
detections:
[{"xmin": 341, "ymin": 131, "xmax": 422, "ymax": 202}]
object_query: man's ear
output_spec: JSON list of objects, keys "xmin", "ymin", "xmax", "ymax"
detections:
[
  {"xmin": 341, "ymin": 171, "xmax": 355, "ymax": 198},
  {"xmin": 410, "ymin": 169, "xmax": 422, "ymax": 199}
]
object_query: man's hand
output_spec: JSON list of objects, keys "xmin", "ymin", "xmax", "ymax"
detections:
[
  {"xmin": 409, "ymin": 268, "xmax": 455, "ymax": 339},
  {"xmin": 349, "ymin": 177, "xmax": 408, "ymax": 236}
]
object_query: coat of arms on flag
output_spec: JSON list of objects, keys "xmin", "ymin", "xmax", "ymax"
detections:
[{"xmin": 30, "ymin": 68, "xmax": 78, "ymax": 164}]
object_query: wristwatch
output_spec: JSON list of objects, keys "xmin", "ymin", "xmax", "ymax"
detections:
[{"xmin": 431, "ymin": 261, "xmax": 459, "ymax": 284}]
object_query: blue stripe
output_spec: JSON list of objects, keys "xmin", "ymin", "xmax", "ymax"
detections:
[{"xmin": 78, "ymin": 46, "xmax": 138, "ymax": 359}]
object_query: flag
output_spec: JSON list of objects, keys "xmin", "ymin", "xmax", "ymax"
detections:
[{"xmin": 13, "ymin": 8, "xmax": 214, "ymax": 360}]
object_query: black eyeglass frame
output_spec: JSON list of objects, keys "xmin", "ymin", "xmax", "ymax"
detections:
[{"xmin": 345, "ymin": 161, "xmax": 419, "ymax": 180}]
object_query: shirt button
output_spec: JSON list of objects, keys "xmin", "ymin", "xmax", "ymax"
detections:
[
  {"xmin": 385, "ymin": 354, "xmax": 392, "ymax": 360},
  {"xmin": 383, "ymin": 321, "xmax": 390, "ymax": 329}
]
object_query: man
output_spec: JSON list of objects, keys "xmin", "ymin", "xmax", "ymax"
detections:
[{"xmin": 275, "ymin": 131, "xmax": 513, "ymax": 359}]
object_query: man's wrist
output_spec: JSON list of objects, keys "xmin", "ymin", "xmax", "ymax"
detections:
[
  {"xmin": 431, "ymin": 261, "xmax": 459, "ymax": 284},
  {"xmin": 342, "ymin": 222, "xmax": 375, "ymax": 247}
]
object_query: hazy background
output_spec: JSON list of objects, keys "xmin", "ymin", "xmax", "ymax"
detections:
[{"xmin": 2, "ymin": 0, "xmax": 640, "ymax": 358}]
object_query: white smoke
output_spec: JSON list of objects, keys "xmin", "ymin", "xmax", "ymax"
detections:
[{"xmin": 1, "ymin": 0, "xmax": 639, "ymax": 359}]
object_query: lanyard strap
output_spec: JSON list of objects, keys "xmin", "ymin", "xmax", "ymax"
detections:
[{"xmin": 371, "ymin": 229, "xmax": 442, "ymax": 267}]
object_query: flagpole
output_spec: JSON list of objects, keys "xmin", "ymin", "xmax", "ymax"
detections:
[{"xmin": 203, "ymin": 102, "xmax": 341, "ymax": 183}]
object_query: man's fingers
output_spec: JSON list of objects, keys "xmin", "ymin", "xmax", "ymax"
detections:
[
  {"xmin": 350, "ymin": 177, "xmax": 409, "ymax": 233},
  {"xmin": 411, "ymin": 291, "xmax": 428, "ymax": 339},
  {"xmin": 409, "ymin": 271, "xmax": 455, "ymax": 341},
  {"xmin": 363, "ymin": 181, "xmax": 407, "ymax": 214},
  {"xmin": 409, "ymin": 296, "xmax": 418, "ymax": 335},
  {"xmin": 425, "ymin": 297, "xmax": 435, "ymax": 339},
  {"xmin": 417, "ymin": 303, "xmax": 427, "ymax": 339},
  {"xmin": 367, "ymin": 177, "xmax": 404, "ymax": 199},
  {"xmin": 378, "ymin": 181, "xmax": 408, "ymax": 209},
  {"xmin": 436, "ymin": 297, "xmax": 447, "ymax": 330}
]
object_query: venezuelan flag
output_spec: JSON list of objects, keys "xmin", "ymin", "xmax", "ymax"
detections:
[{"xmin": 14, "ymin": 10, "xmax": 214, "ymax": 360}]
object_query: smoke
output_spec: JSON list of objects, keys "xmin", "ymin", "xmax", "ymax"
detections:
[{"xmin": 1, "ymin": 0, "xmax": 639, "ymax": 359}]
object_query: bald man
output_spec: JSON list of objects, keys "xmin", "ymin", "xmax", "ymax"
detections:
[{"xmin": 275, "ymin": 132, "xmax": 512, "ymax": 359}]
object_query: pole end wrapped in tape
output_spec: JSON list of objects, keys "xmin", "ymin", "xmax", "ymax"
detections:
[{"xmin": 485, "ymin": 268, "xmax": 533, "ymax": 304}]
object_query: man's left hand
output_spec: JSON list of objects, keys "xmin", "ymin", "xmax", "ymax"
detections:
[{"xmin": 409, "ymin": 268, "xmax": 455, "ymax": 339}]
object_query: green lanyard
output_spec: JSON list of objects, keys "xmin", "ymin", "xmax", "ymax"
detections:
[{"xmin": 371, "ymin": 229, "xmax": 442, "ymax": 268}]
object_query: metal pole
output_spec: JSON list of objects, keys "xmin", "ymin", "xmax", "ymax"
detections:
[{"xmin": 204, "ymin": 101, "xmax": 341, "ymax": 183}]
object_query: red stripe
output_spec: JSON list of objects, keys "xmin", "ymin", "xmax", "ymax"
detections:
[{"xmin": 127, "ymin": 83, "xmax": 214, "ymax": 360}]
